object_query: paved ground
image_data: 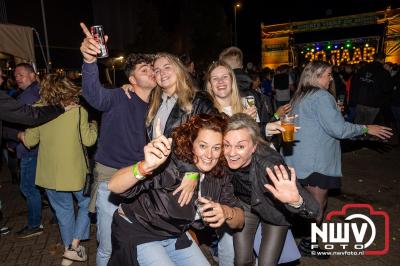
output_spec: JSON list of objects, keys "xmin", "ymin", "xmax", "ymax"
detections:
[{"xmin": 0, "ymin": 141, "xmax": 399, "ymax": 266}]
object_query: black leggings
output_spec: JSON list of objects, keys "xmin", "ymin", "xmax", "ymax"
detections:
[{"xmin": 233, "ymin": 207, "xmax": 288, "ymax": 266}]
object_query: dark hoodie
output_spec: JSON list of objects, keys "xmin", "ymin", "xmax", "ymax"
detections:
[
  {"xmin": 351, "ymin": 61, "xmax": 391, "ymax": 107},
  {"xmin": 233, "ymin": 69, "xmax": 274, "ymax": 139}
]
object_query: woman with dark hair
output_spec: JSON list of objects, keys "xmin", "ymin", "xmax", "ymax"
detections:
[
  {"xmin": 285, "ymin": 60, "xmax": 392, "ymax": 256},
  {"xmin": 23, "ymin": 74, "xmax": 98, "ymax": 265},
  {"xmin": 107, "ymin": 114, "xmax": 244, "ymax": 266},
  {"xmin": 223, "ymin": 113, "xmax": 320, "ymax": 266}
]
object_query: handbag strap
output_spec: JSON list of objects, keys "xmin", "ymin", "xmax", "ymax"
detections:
[{"xmin": 78, "ymin": 107, "xmax": 91, "ymax": 173}]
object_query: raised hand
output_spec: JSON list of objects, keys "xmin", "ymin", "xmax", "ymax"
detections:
[
  {"xmin": 264, "ymin": 165, "xmax": 301, "ymax": 205},
  {"xmin": 243, "ymin": 106, "xmax": 257, "ymax": 120},
  {"xmin": 141, "ymin": 119, "xmax": 172, "ymax": 173},
  {"xmin": 276, "ymin": 104, "xmax": 292, "ymax": 117},
  {"xmin": 79, "ymin": 22, "xmax": 108, "ymax": 64}
]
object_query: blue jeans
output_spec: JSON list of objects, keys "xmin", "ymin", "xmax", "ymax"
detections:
[
  {"xmin": 20, "ymin": 156, "xmax": 41, "ymax": 228},
  {"xmin": 46, "ymin": 189, "xmax": 90, "ymax": 247},
  {"xmin": 137, "ymin": 232, "xmax": 210, "ymax": 266},
  {"xmin": 217, "ymin": 232, "xmax": 235, "ymax": 266},
  {"xmin": 96, "ymin": 181, "xmax": 119, "ymax": 266}
]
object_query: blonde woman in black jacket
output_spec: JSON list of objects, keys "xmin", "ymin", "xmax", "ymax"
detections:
[{"xmin": 223, "ymin": 113, "xmax": 320, "ymax": 266}]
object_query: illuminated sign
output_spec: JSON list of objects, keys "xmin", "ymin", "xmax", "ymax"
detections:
[{"xmin": 302, "ymin": 47, "xmax": 376, "ymax": 65}]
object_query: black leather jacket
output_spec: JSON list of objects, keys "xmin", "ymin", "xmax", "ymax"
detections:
[
  {"xmin": 119, "ymin": 155, "xmax": 241, "ymax": 238},
  {"xmin": 146, "ymin": 90, "xmax": 218, "ymax": 140},
  {"xmin": 0, "ymin": 91, "xmax": 63, "ymax": 147},
  {"xmin": 229, "ymin": 143, "xmax": 320, "ymax": 226}
]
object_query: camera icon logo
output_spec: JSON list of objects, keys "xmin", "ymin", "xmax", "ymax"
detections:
[{"xmin": 311, "ymin": 204, "xmax": 389, "ymax": 256}]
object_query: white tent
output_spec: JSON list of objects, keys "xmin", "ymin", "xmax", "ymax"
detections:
[{"xmin": 0, "ymin": 23, "xmax": 35, "ymax": 64}]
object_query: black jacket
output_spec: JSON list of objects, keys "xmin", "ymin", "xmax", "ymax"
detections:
[
  {"xmin": 146, "ymin": 90, "xmax": 217, "ymax": 140},
  {"xmin": 230, "ymin": 143, "xmax": 320, "ymax": 226},
  {"xmin": 391, "ymin": 71, "xmax": 400, "ymax": 107},
  {"xmin": 351, "ymin": 61, "xmax": 391, "ymax": 107},
  {"xmin": 233, "ymin": 69, "xmax": 274, "ymax": 139},
  {"xmin": 119, "ymin": 155, "xmax": 242, "ymax": 239},
  {"xmin": 0, "ymin": 91, "xmax": 64, "ymax": 146}
]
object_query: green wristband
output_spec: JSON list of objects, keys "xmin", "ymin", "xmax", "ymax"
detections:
[
  {"xmin": 362, "ymin": 126, "xmax": 369, "ymax": 134},
  {"xmin": 132, "ymin": 162, "xmax": 145, "ymax": 180},
  {"xmin": 274, "ymin": 113, "xmax": 280, "ymax": 120},
  {"xmin": 184, "ymin": 172, "xmax": 200, "ymax": 180}
]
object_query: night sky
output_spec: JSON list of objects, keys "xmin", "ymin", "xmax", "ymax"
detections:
[{"xmin": 3, "ymin": 0, "xmax": 399, "ymax": 69}]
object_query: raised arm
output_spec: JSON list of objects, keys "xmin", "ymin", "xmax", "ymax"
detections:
[
  {"xmin": 80, "ymin": 22, "xmax": 115, "ymax": 111},
  {"xmin": 108, "ymin": 120, "xmax": 172, "ymax": 193}
]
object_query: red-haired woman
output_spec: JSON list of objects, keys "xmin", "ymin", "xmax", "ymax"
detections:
[{"xmin": 107, "ymin": 114, "xmax": 243, "ymax": 266}]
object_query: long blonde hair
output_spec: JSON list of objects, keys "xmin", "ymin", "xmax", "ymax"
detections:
[
  {"xmin": 146, "ymin": 52, "xmax": 195, "ymax": 126},
  {"xmin": 205, "ymin": 60, "xmax": 243, "ymax": 115}
]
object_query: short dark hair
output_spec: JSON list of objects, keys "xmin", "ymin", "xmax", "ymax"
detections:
[
  {"xmin": 15, "ymin": 63, "xmax": 35, "ymax": 73},
  {"xmin": 124, "ymin": 53, "xmax": 154, "ymax": 78}
]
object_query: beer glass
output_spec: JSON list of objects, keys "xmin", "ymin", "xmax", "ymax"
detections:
[
  {"xmin": 195, "ymin": 196, "xmax": 213, "ymax": 226},
  {"xmin": 280, "ymin": 114, "xmax": 295, "ymax": 142}
]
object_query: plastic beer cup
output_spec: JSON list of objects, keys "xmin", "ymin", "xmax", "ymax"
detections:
[{"xmin": 280, "ymin": 115, "xmax": 295, "ymax": 142}]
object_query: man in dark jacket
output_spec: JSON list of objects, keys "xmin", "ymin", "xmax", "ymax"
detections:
[
  {"xmin": 0, "ymin": 90, "xmax": 64, "ymax": 236},
  {"xmin": 12, "ymin": 63, "xmax": 43, "ymax": 238},
  {"xmin": 352, "ymin": 52, "xmax": 392, "ymax": 124}
]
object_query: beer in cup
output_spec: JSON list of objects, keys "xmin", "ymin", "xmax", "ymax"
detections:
[{"xmin": 280, "ymin": 114, "xmax": 295, "ymax": 142}]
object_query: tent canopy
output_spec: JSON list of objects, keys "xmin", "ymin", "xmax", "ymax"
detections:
[{"xmin": 0, "ymin": 23, "xmax": 35, "ymax": 64}]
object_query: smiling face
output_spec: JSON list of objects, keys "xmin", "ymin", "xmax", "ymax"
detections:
[
  {"xmin": 318, "ymin": 67, "xmax": 333, "ymax": 90},
  {"xmin": 153, "ymin": 57, "xmax": 178, "ymax": 95},
  {"xmin": 192, "ymin": 129, "xmax": 223, "ymax": 173},
  {"xmin": 209, "ymin": 66, "xmax": 233, "ymax": 102},
  {"xmin": 223, "ymin": 128, "xmax": 257, "ymax": 170}
]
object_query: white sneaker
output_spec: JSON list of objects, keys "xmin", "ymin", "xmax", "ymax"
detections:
[
  {"xmin": 61, "ymin": 258, "xmax": 73, "ymax": 266},
  {"xmin": 63, "ymin": 245, "xmax": 87, "ymax": 262}
]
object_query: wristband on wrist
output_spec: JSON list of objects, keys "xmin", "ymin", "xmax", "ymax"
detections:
[
  {"xmin": 274, "ymin": 113, "xmax": 280, "ymax": 120},
  {"xmin": 288, "ymin": 195, "xmax": 304, "ymax": 209},
  {"xmin": 184, "ymin": 172, "xmax": 200, "ymax": 180},
  {"xmin": 138, "ymin": 160, "xmax": 152, "ymax": 176},
  {"xmin": 132, "ymin": 162, "xmax": 146, "ymax": 181},
  {"xmin": 362, "ymin": 125, "xmax": 369, "ymax": 135}
]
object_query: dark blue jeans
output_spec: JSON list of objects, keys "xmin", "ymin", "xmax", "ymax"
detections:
[{"xmin": 20, "ymin": 156, "xmax": 41, "ymax": 228}]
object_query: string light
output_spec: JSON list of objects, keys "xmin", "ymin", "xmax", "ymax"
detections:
[
  {"xmin": 341, "ymin": 49, "xmax": 351, "ymax": 62},
  {"xmin": 314, "ymin": 51, "xmax": 326, "ymax": 61},
  {"xmin": 352, "ymin": 48, "xmax": 362, "ymax": 64},
  {"xmin": 363, "ymin": 47, "xmax": 376, "ymax": 62}
]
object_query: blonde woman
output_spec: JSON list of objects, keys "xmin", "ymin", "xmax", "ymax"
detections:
[
  {"xmin": 205, "ymin": 60, "xmax": 286, "ymax": 138},
  {"xmin": 146, "ymin": 53, "xmax": 217, "ymax": 139},
  {"xmin": 23, "ymin": 74, "xmax": 97, "ymax": 266}
]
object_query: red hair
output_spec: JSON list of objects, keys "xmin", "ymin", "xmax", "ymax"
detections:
[{"xmin": 172, "ymin": 114, "xmax": 228, "ymax": 177}]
